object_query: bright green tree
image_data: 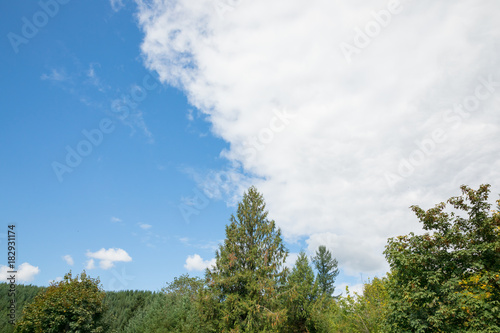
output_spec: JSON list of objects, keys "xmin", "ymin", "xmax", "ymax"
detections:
[
  {"xmin": 284, "ymin": 251, "xmax": 318, "ymax": 332},
  {"xmin": 200, "ymin": 186, "xmax": 289, "ymax": 332},
  {"xmin": 14, "ymin": 271, "xmax": 106, "ymax": 333},
  {"xmin": 384, "ymin": 184, "xmax": 500, "ymax": 332},
  {"xmin": 331, "ymin": 277, "xmax": 389, "ymax": 333},
  {"xmin": 312, "ymin": 245, "xmax": 339, "ymax": 297}
]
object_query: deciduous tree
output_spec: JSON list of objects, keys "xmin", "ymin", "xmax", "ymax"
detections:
[
  {"xmin": 384, "ymin": 184, "xmax": 500, "ymax": 332},
  {"xmin": 15, "ymin": 271, "xmax": 106, "ymax": 333}
]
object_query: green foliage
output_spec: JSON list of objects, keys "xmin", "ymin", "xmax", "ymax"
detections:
[
  {"xmin": 123, "ymin": 275, "xmax": 208, "ymax": 333},
  {"xmin": 384, "ymin": 184, "xmax": 500, "ymax": 332},
  {"xmin": 283, "ymin": 251, "xmax": 318, "ymax": 332},
  {"xmin": 0, "ymin": 283, "xmax": 45, "ymax": 333},
  {"xmin": 312, "ymin": 245, "xmax": 339, "ymax": 297},
  {"xmin": 331, "ymin": 277, "xmax": 389, "ymax": 333},
  {"xmin": 14, "ymin": 271, "xmax": 106, "ymax": 333},
  {"xmin": 103, "ymin": 290, "xmax": 157, "ymax": 332},
  {"xmin": 200, "ymin": 186, "xmax": 289, "ymax": 332}
]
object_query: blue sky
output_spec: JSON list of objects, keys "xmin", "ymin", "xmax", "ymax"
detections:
[
  {"xmin": 1, "ymin": 0, "xmax": 499, "ymax": 293},
  {"xmin": 0, "ymin": 0, "xmax": 308, "ymax": 291}
]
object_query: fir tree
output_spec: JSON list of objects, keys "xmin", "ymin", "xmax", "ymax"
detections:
[
  {"xmin": 201, "ymin": 186, "xmax": 289, "ymax": 332},
  {"xmin": 312, "ymin": 245, "xmax": 339, "ymax": 297},
  {"xmin": 284, "ymin": 251, "xmax": 318, "ymax": 332}
]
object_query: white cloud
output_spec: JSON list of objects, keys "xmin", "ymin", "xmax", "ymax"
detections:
[
  {"xmin": 40, "ymin": 68, "xmax": 68, "ymax": 82},
  {"xmin": 86, "ymin": 248, "xmax": 132, "ymax": 270},
  {"xmin": 110, "ymin": 97, "xmax": 154, "ymax": 143},
  {"xmin": 0, "ymin": 263, "xmax": 40, "ymax": 282},
  {"xmin": 110, "ymin": 0, "xmax": 124, "ymax": 11},
  {"xmin": 85, "ymin": 259, "xmax": 96, "ymax": 270},
  {"xmin": 284, "ymin": 252, "xmax": 300, "ymax": 270},
  {"xmin": 137, "ymin": 0, "xmax": 500, "ymax": 281},
  {"xmin": 139, "ymin": 223, "xmax": 152, "ymax": 230},
  {"xmin": 111, "ymin": 216, "xmax": 122, "ymax": 223},
  {"xmin": 184, "ymin": 254, "xmax": 216, "ymax": 271},
  {"xmin": 62, "ymin": 255, "xmax": 74, "ymax": 266}
]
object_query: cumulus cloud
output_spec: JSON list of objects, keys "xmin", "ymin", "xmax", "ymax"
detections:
[
  {"xmin": 0, "ymin": 263, "xmax": 40, "ymax": 282},
  {"xmin": 62, "ymin": 255, "xmax": 74, "ymax": 266},
  {"xmin": 111, "ymin": 216, "xmax": 122, "ymax": 223},
  {"xmin": 136, "ymin": 0, "xmax": 500, "ymax": 279},
  {"xmin": 184, "ymin": 254, "xmax": 216, "ymax": 271},
  {"xmin": 86, "ymin": 248, "xmax": 132, "ymax": 270}
]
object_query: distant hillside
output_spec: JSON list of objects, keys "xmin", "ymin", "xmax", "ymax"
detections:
[
  {"xmin": 0, "ymin": 283, "xmax": 161, "ymax": 333},
  {"xmin": 0, "ymin": 283, "xmax": 46, "ymax": 333}
]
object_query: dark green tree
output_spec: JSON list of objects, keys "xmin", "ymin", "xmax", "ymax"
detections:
[
  {"xmin": 124, "ymin": 275, "xmax": 208, "ymax": 333},
  {"xmin": 200, "ymin": 186, "xmax": 289, "ymax": 332},
  {"xmin": 0, "ymin": 283, "xmax": 45, "ymax": 333},
  {"xmin": 384, "ymin": 184, "xmax": 500, "ymax": 332},
  {"xmin": 14, "ymin": 271, "xmax": 106, "ymax": 333},
  {"xmin": 284, "ymin": 251, "xmax": 318, "ymax": 332},
  {"xmin": 312, "ymin": 245, "xmax": 339, "ymax": 297}
]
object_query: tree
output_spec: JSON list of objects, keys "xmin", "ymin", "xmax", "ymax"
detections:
[
  {"xmin": 15, "ymin": 271, "xmax": 106, "ymax": 333},
  {"xmin": 284, "ymin": 251, "xmax": 318, "ymax": 332},
  {"xmin": 384, "ymin": 184, "xmax": 500, "ymax": 332},
  {"xmin": 312, "ymin": 245, "xmax": 339, "ymax": 297},
  {"xmin": 124, "ymin": 275, "xmax": 208, "ymax": 333},
  {"xmin": 331, "ymin": 277, "xmax": 389, "ymax": 333},
  {"xmin": 200, "ymin": 186, "xmax": 289, "ymax": 332}
]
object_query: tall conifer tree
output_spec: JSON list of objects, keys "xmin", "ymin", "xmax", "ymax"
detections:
[
  {"xmin": 312, "ymin": 245, "xmax": 339, "ymax": 297},
  {"xmin": 202, "ymin": 186, "xmax": 289, "ymax": 332}
]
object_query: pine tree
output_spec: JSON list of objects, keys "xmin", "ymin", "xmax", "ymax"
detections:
[
  {"xmin": 312, "ymin": 245, "xmax": 339, "ymax": 297},
  {"xmin": 284, "ymin": 251, "xmax": 318, "ymax": 332},
  {"xmin": 201, "ymin": 186, "xmax": 289, "ymax": 332}
]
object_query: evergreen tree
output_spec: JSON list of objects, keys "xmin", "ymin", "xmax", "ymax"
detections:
[
  {"xmin": 312, "ymin": 245, "xmax": 339, "ymax": 297},
  {"xmin": 284, "ymin": 251, "xmax": 318, "ymax": 332},
  {"xmin": 200, "ymin": 186, "xmax": 289, "ymax": 332}
]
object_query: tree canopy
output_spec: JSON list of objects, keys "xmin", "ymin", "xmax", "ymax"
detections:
[
  {"xmin": 384, "ymin": 184, "xmax": 500, "ymax": 332},
  {"xmin": 14, "ymin": 271, "xmax": 106, "ymax": 333}
]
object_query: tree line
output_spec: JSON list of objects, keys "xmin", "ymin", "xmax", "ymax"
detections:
[{"xmin": 2, "ymin": 184, "xmax": 499, "ymax": 332}]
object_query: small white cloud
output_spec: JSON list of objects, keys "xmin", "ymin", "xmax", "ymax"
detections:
[
  {"xmin": 62, "ymin": 255, "xmax": 74, "ymax": 266},
  {"xmin": 179, "ymin": 237, "xmax": 190, "ymax": 244},
  {"xmin": 85, "ymin": 259, "xmax": 96, "ymax": 270},
  {"xmin": 18, "ymin": 263, "xmax": 40, "ymax": 282},
  {"xmin": 139, "ymin": 223, "xmax": 152, "ymax": 230},
  {"xmin": 40, "ymin": 68, "xmax": 67, "ymax": 82},
  {"xmin": 110, "ymin": 0, "xmax": 124, "ymax": 11},
  {"xmin": 86, "ymin": 248, "xmax": 132, "ymax": 270},
  {"xmin": 0, "ymin": 263, "xmax": 40, "ymax": 282},
  {"xmin": 184, "ymin": 254, "xmax": 216, "ymax": 271},
  {"xmin": 111, "ymin": 216, "xmax": 122, "ymax": 223}
]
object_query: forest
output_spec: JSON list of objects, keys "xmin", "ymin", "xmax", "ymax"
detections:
[{"xmin": 1, "ymin": 184, "xmax": 499, "ymax": 332}]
